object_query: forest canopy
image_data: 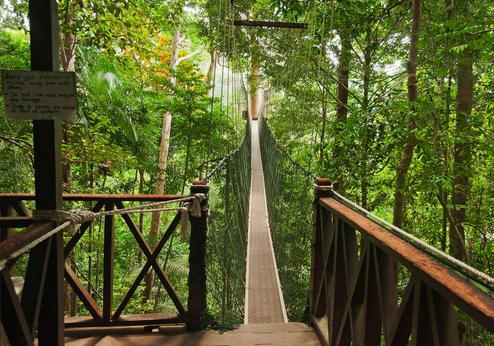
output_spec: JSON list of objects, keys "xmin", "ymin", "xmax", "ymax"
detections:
[{"xmin": 0, "ymin": 0, "xmax": 493, "ymax": 337}]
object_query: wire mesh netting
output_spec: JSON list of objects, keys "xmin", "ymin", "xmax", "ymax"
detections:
[
  {"xmin": 206, "ymin": 120, "xmax": 251, "ymax": 326},
  {"xmin": 258, "ymin": 115, "xmax": 315, "ymax": 321}
]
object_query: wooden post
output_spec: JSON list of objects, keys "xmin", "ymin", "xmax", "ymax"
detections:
[
  {"xmin": 0, "ymin": 204, "xmax": 12, "ymax": 241},
  {"xmin": 103, "ymin": 203, "xmax": 115, "ymax": 322},
  {"xmin": 309, "ymin": 178, "xmax": 333, "ymax": 320},
  {"xmin": 28, "ymin": 1, "xmax": 64, "ymax": 345},
  {"xmin": 186, "ymin": 180, "xmax": 209, "ymax": 330}
]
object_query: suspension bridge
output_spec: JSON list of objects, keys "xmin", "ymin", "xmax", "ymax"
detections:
[
  {"xmin": 1, "ymin": 2, "xmax": 494, "ymax": 345},
  {"xmin": 1, "ymin": 116, "xmax": 493, "ymax": 345}
]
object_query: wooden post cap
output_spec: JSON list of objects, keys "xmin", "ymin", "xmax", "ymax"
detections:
[{"xmin": 315, "ymin": 178, "xmax": 333, "ymax": 186}]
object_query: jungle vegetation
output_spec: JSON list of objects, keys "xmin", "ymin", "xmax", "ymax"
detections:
[{"xmin": 0, "ymin": 0, "xmax": 493, "ymax": 341}]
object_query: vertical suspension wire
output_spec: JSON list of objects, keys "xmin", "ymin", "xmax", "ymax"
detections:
[
  {"xmin": 207, "ymin": 6, "xmax": 220, "ymax": 175},
  {"xmin": 306, "ymin": 1, "xmax": 320, "ymax": 174},
  {"xmin": 317, "ymin": 1, "xmax": 328, "ymax": 177},
  {"xmin": 231, "ymin": 2, "xmax": 240, "ymax": 133},
  {"xmin": 219, "ymin": 0, "xmax": 227, "ymax": 125}
]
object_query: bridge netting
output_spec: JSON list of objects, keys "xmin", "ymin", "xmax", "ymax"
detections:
[
  {"xmin": 206, "ymin": 121, "xmax": 251, "ymax": 326},
  {"xmin": 258, "ymin": 115, "xmax": 315, "ymax": 321}
]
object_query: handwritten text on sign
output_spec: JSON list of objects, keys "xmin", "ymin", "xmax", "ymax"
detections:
[{"xmin": 1, "ymin": 70, "xmax": 77, "ymax": 120}]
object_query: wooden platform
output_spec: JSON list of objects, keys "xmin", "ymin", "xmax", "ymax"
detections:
[{"xmin": 64, "ymin": 322, "xmax": 321, "ymax": 345}]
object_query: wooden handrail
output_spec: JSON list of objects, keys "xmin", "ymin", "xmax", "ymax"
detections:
[
  {"xmin": 310, "ymin": 183, "xmax": 494, "ymax": 345},
  {"xmin": 0, "ymin": 193, "xmax": 185, "ymax": 202},
  {"xmin": 319, "ymin": 197, "xmax": 494, "ymax": 331},
  {"xmin": 0, "ymin": 188, "xmax": 210, "ymax": 333}
]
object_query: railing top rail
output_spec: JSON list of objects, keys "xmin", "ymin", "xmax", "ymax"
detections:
[
  {"xmin": 319, "ymin": 196, "xmax": 494, "ymax": 330},
  {"xmin": 0, "ymin": 193, "xmax": 187, "ymax": 202}
]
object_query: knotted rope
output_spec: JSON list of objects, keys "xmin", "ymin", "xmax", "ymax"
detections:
[{"xmin": 32, "ymin": 193, "xmax": 207, "ymax": 231}]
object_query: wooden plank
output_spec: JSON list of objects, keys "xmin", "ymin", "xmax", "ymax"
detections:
[
  {"xmin": 64, "ymin": 264, "xmax": 102, "ymax": 321},
  {"xmin": 12, "ymin": 201, "xmax": 31, "ymax": 217},
  {"xmin": 1, "ymin": 271, "xmax": 33, "ymax": 346},
  {"xmin": 0, "ymin": 193, "xmax": 185, "ymax": 202},
  {"xmin": 0, "ymin": 217, "xmax": 34, "ymax": 228},
  {"xmin": 233, "ymin": 19, "xmax": 308, "ymax": 29},
  {"xmin": 0, "ymin": 222, "xmax": 53, "ymax": 260},
  {"xmin": 320, "ymin": 197, "xmax": 494, "ymax": 332},
  {"xmin": 64, "ymin": 314, "xmax": 181, "ymax": 328},
  {"xmin": 21, "ymin": 237, "xmax": 52, "ymax": 336}
]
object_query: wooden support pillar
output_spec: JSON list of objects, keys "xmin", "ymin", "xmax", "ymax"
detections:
[
  {"xmin": 27, "ymin": 1, "xmax": 64, "ymax": 345},
  {"xmin": 103, "ymin": 202, "xmax": 115, "ymax": 322},
  {"xmin": 309, "ymin": 178, "xmax": 333, "ymax": 319},
  {"xmin": 186, "ymin": 180, "xmax": 209, "ymax": 330}
]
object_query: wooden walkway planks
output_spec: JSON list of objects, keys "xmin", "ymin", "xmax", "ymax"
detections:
[
  {"xmin": 245, "ymin": 120, "xmax": 287, "ymax": 324},
  {"xmin": 64, "ymin": 322, "xmax": 321, "ymax": 345}
]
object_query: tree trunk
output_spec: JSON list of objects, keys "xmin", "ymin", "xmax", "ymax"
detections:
[
  {"xmin": 319, "ymin": 97, "xmax": 327, "ymax": 172},
  {"xmin": 361, "ymin": 36, "xmax": 371, "ymax": 209},
  {"xmin": 248, "ymin": 56, "xmax": 261, "ymax": 120},
  {"xmin": 60, "ymin": 5, "xmax": 76, "ymax": 192},
  {"xmin": 450, "ymin": 48, "xmax": 472, "ymax": 261},
  {"xmin": 206, "ymin": 48, "xmax": 217, "ymax": 91},
  {"xmin": 333, "ymin": 31, "xmax": 351, "ymax": 190},
  {"xmin": 144, "ymin": 30, "xmax": 181, "ymax": 301},
  {"xmin": 393, "ymin": 0, "xmax": 420, "ymax": 228}
]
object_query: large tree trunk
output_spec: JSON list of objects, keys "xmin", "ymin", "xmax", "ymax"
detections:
[
  {"xmin": 393, "ymin": 0, "xmax": 420, "ymax": 228},
  {"xmin": 144, "ymin": 30, "xmax": 181, "ymax": 301},
  {"xmin": 450, "ymin": 48, "xmax": 472, "ymax": 261}
]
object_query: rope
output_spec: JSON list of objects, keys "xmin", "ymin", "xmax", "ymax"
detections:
[
  {"xmin": 0, "ymin": 194, "xmax": 207, "ymax": 271},
  {"xmin": 0, "ymin": 221, "xmax": 71, "ymax": 271},
  {"xmin": 32, "ymin": 194, "xmax": 206, "ymax": 225}
]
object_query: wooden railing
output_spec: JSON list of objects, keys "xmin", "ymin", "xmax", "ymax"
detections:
[
  {"xmin": 310, "ymin": 179, "xmax": 494, "ymax": 346},
  {"xmin": 0, "ymin": 182, "xmax": 209, "ymax": 345}
]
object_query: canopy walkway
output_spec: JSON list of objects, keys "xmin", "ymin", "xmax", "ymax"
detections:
[{"xmin": 1, "ymin": 116, "xmax": 493, "ymax": 345}]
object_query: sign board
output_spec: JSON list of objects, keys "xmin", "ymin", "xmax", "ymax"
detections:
[{"xmin": 1, "ymin": 70, "xmax": 77, "ymax": 120}]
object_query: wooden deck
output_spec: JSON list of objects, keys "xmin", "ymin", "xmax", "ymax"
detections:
[{"xmin": 64, "ymin": 322, "xmax": 321, "ymax": 345}]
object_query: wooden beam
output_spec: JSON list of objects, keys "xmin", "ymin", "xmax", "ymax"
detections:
[
  {"xmin": 28, "ymin": 0, "xmax": 64, "ymax": 344},
  {"xmin": 233, "ymin": 20, "xmax": 308, "ymax": 29},
  {"xmin": 0, "ymin": 193, "xmax": 185, "ymax": 202},
  {"xmin": 102, "ymin": 203, "xmax": 115, "ymax": 322}
]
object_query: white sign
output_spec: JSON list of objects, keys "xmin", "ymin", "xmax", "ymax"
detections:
[{"xmin": 1, "ymin": 70, "xmax": 77, "ymax": 120}]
